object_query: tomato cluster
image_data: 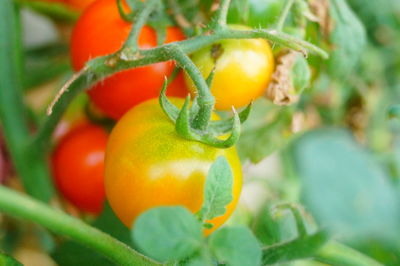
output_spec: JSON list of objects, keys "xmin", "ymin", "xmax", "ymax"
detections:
[{"xmin": 51, "ymin": 0, "xmax": 275, "ymax": 232}]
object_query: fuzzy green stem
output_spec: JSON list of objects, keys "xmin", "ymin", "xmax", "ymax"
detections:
[
  {"xmin": 209, "ymin": 0, "xmax": 232, "ymax": 29},
  {"xmin": 32, "ymin": 28, "xmax": 327, "ymax": 151},
  {"xmin": 315, "ymin": 242, "xmax": 383, "ymax": 266},
  {"xmin": 122, "ymin": 0, "xmax": 159, "ymax": 52},
  {"xmin": 0, "ymin": 0, "xmax": 53, "ymax": 201},
  {"xmin": 276, "ymin": 0, "xmax": 296, "ymax": 31},
  {"xmin": 0, "ymin": 186, "xmax": 161, "ymax": 266},
  {"xmin": 167, "ymin": 45, "xmax": 214, "ymax": 130}
]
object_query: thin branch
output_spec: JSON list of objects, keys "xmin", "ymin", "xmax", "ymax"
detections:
[
  {"xmin": 0, "ymin": 186, "xmax": 161, "ymax": 266},
  {"xmin": 209, "ymin": 0, "xmax": 232, "ymax": 30},
  {"xmin": 276, "ymin": 0, "xmax": 296, "ymax": 31},
  {"xmin": 47, "ymin": 66, "xmax": 88, "ymax": 115},
  {"xmin": 166, "ymin": 45, "xmax": 214, "ymax": 130},
  {"xmin": 31, "ymin": 27, "xmax": 328, "ymax": 153},
  {"xmin": 122, "ymin": 0, "xmax": 159, "ymax": 52}
]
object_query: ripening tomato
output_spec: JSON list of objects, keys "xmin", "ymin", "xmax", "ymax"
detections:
[
  {"xmin": 52, "ymin": 123, "xmax": 108, "ymax": 214},
  {"xmin": 185, "ymin": 25, "xmax": 275, "ymax": 110},
  {"xmin": 105, "ymin": 98, "xmax": 243, "ymax": 234},
  {"xmin": 71, "ymin": 0, "xmax": 188, "ymax": 119}
]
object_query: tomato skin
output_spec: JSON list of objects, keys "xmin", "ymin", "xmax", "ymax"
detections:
[
  {"xmin": 70, "ymin": 0, "xmax": 188, "ymax": 119},
  {"xmin": 185, "ymin": 25, "xmax": 275, "ymax": 110},
  {"xmin": 52, "ymin": 123, "xmax": 108, "ymax": 214},
  {"xmin": 105, "ymin": 98, "xmax": 243, "ymax": 234}
]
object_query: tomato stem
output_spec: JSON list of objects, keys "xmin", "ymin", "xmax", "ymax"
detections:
[
  {"xmin": 276, "ymin": 0, "xmax": 296, "ymax": 31},
  {"xmin": 122, "ymin": 0, "xmax": 160, "ymax": 52},
  {"xmin": 167, "ymin": 45, "xmax": 214, "ymax": 130},
  {"xmin": 35, "ymin": 20, "xmax": 328, "ymax": 151},
  {"xmin": 209, "ymin": 0, "xmax": 232, "ymax": 30},
  {"xmin": 0, "ymin": 186, "xmax": 162, "ymax": 266}
]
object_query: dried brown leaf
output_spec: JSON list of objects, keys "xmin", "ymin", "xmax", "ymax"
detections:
[{"xmin": 266, "ymin": 50, "xmax": 300, "ymax": 105}]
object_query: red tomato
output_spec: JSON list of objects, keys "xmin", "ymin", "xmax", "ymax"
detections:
[
  {"xmin": 52, "ymin": 123, "xmax": 107, "ymax": 214},
  {"xmin": 70, "ymin": 0, "xmax": 188, "ymax": 119}
]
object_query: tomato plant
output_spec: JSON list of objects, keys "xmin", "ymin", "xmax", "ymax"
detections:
[
  {"xmin": 105, "ymin": 98, "xmax": 242, "ymax": 234},
  {"xmin": 185, "ymin": 25, "xmax": 275, "ymax": 110},
  {"xmin": 1, "ymin": 0, "xmax": 399, "ymax": 265},
  {"xmin": 52, "ymin": 123, "xmax": 107, "ymax": 214},
  {"xmin": 71, "ymin": 0, "xmax": 188, "ymax": 119}
]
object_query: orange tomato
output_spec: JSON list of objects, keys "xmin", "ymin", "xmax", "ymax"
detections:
[{"xmin": 104, "ymin": 98, "xmax": 243, "ymax": 234}]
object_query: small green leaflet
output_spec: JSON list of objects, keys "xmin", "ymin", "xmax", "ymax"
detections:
[
  {"xmin": 197, "ymin": 156, "xmax": 234, "ymax": 223},
  {"xmin": 209, "ymin": 226, "xmax": 262, "ymax": 266},
  {"xmin": 132, "ymin": 207, "xmax": 203, "ymax": 263}
]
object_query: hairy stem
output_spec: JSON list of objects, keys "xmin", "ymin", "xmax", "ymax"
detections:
[
  {"xmin": 122, "ymin": 0, "xmax": 159, "ymax": 51},
  {"xmin": 0, "ymin": 186, "xmax": 161, "ymax": 266},
  {"xmin": 209, "ymin": 0, "xmax": 232, "ymax": 29},
  {"xmin": 167, "ymin": 45, "xmax": 214, "ymax": 130},
  {"xmin": 32, "ymin": 28, "xmax": 327, "ymax": 152},
  {"xmin": 276, "ymin": 0, "xmax": 296, "ymax": 31}
]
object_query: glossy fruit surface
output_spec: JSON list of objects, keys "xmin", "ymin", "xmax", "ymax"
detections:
[
  {"xmin": 70, "ymin": 0, "xmax": 188, "ymax": 119},
  {"xmin": 104, "ymin": 98, "xmax": 243, "ymax": 234},
  {"xmin": 186, "ymin": 25, "xmax": 275, "ymax": 110},
  {"xmin": 52, "ymin": 123, "xmax": 107, "ymax": 214}
]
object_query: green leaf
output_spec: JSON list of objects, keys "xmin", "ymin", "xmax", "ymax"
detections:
[
  {"xmin": 262, "ymin": 231, "xmax": 329, "ymax": 265},
  {"xmin": 209, "ymin": 226, "xmax": 262, "ymax": 266},
  {"xmin": 0, "ymin": 252, "xmax": 22, "ymax": 266},
  {"xmin": 291, "ymin": 54, "xmax": 311, "ymax": 94},
  {"xmin": 253, "ymin": 203, "xmax": 316, "ymax": 246},
  {"xmin": 132, "ymin": 206, "xmax": 202, "ymax": 263},
  {"xmin": 197, "ymin": 156, "xmax": 233, "ymax": 222},
  {"xmin": 327, "ymin": 0, "xmax": 367, "ymax": 80},
  {"xmin": 237, "ymin": 99, "xmax": 293, "ymax": 163},
  {"xmin": 292, "ymin": 128, "xmax": 400, "ymax": 242}
]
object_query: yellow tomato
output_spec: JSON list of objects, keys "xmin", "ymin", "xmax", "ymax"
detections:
[{"xmin": 186, "ymin": 25, "xmax": 275, "ymax": 110}]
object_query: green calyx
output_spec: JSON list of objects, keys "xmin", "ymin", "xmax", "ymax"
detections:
[{"xmin": 159, "ymin": 82, "xmax": 252, "ymax": 149}]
